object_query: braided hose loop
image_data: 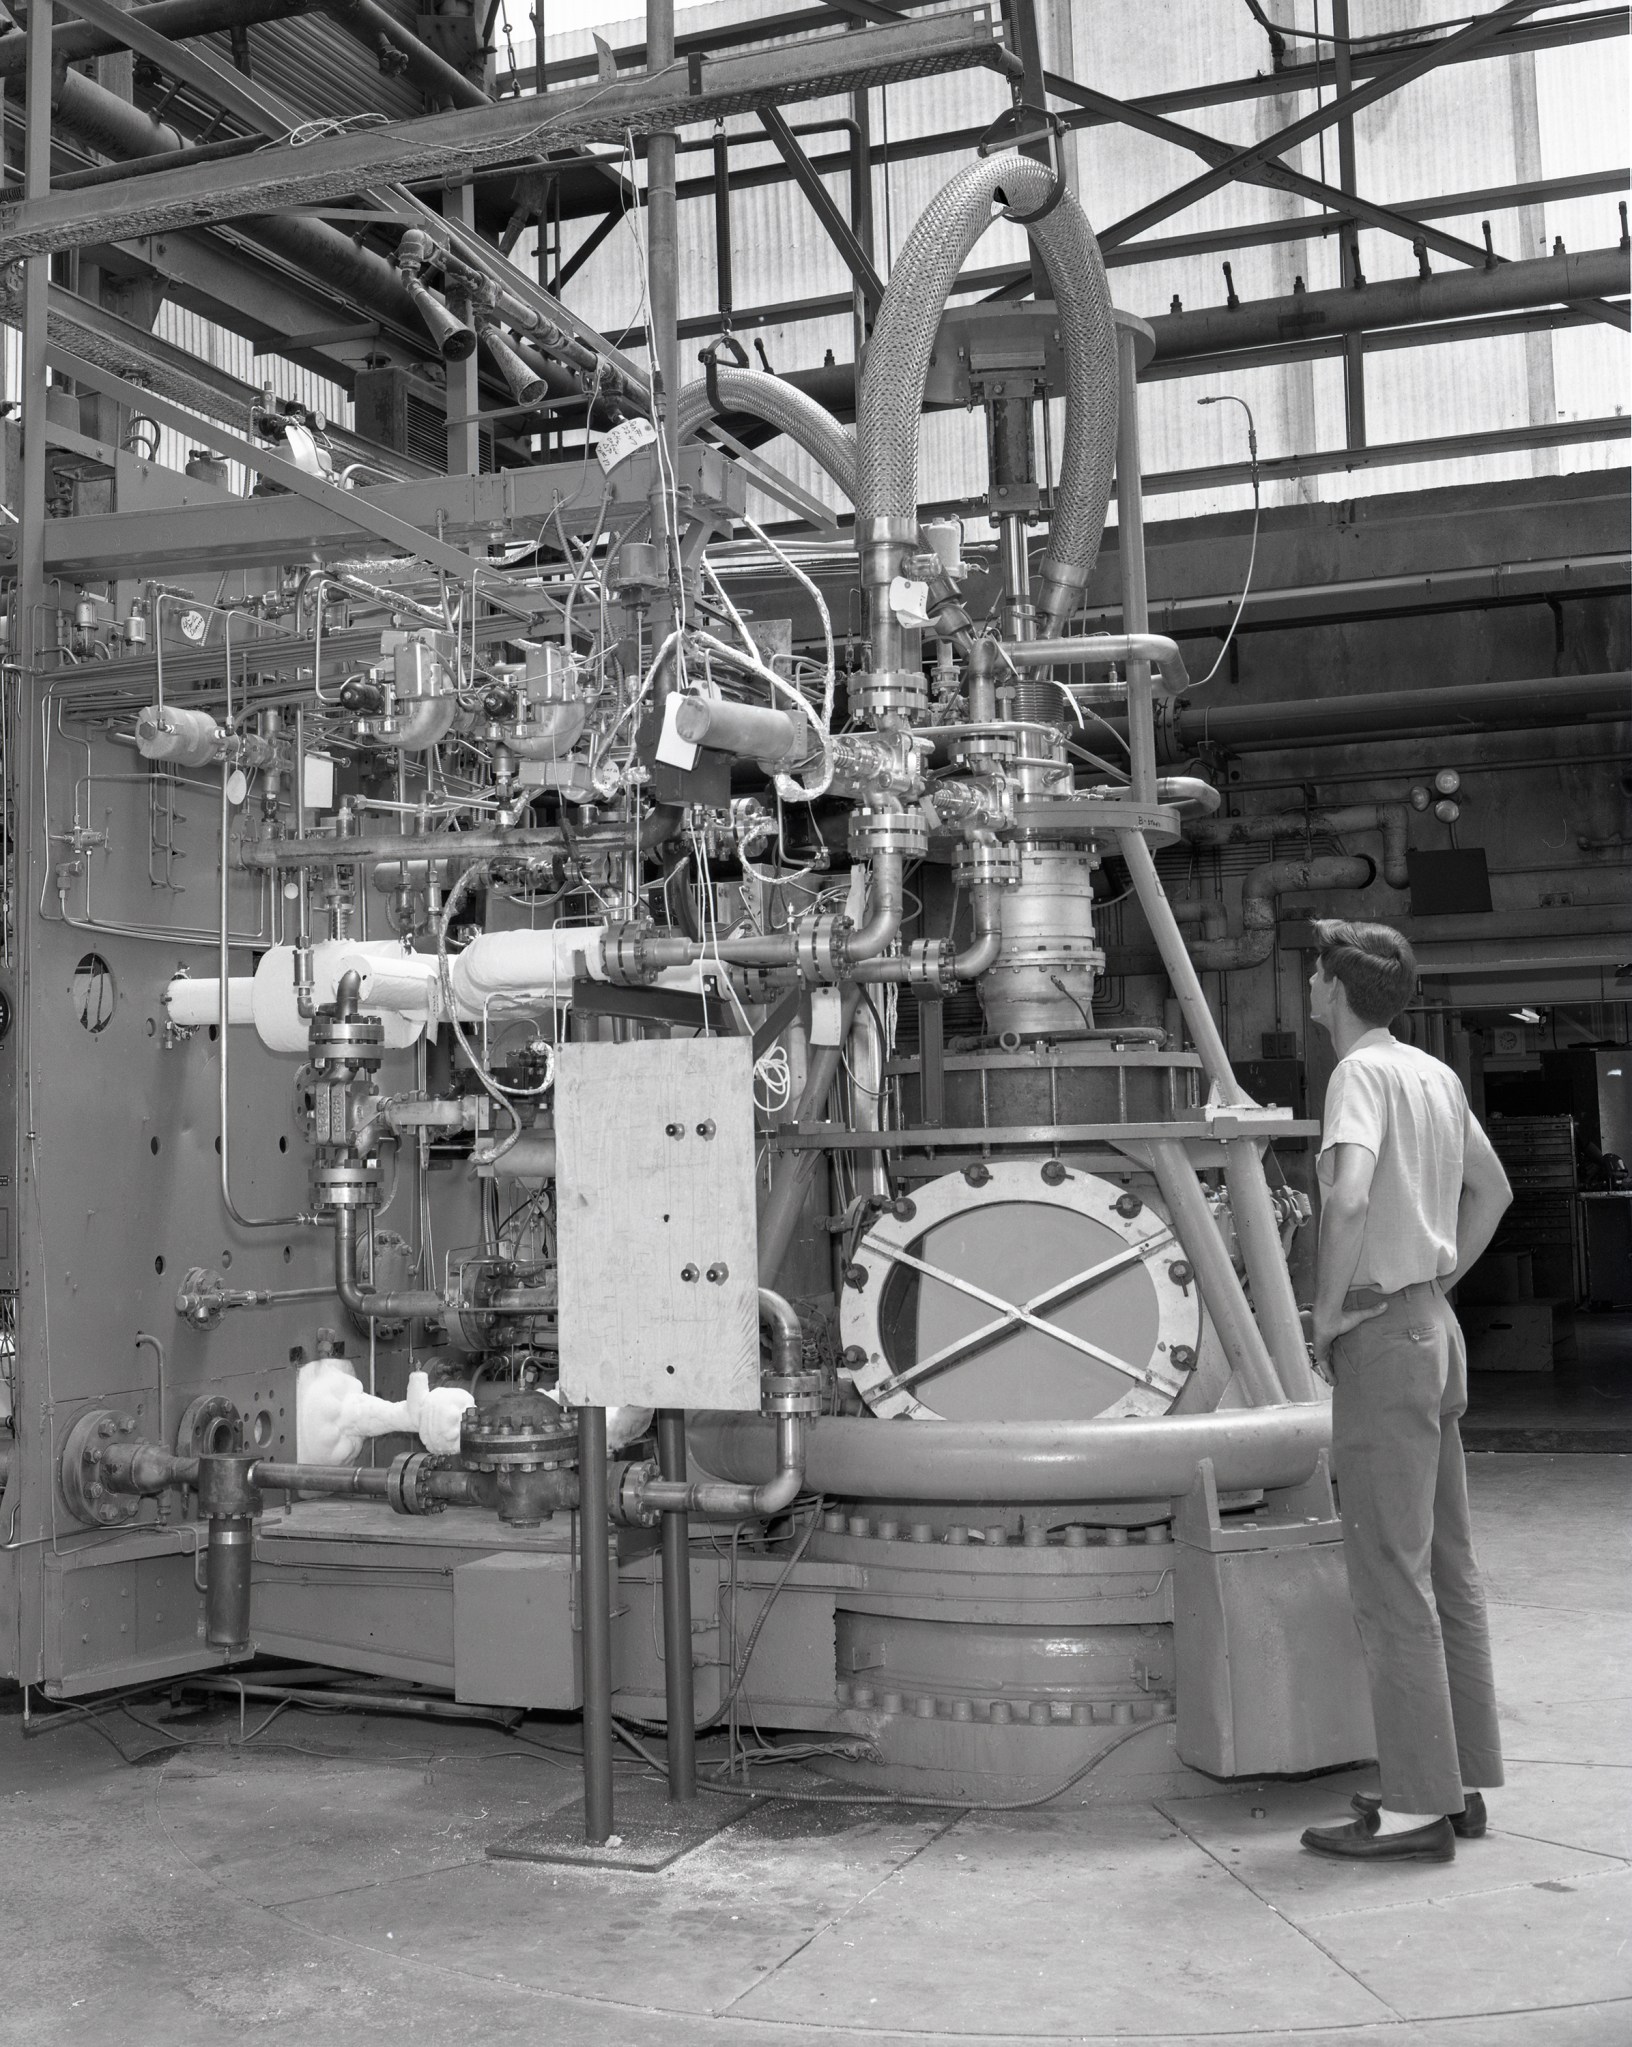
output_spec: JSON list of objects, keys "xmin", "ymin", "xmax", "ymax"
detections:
[
  {"xmin": 677, "ymin": 365, "xmax": 858, "ymax": 501},
  {"xmin": 857, "ymin": 156, "xmax": 1119, "ymax": 632}
]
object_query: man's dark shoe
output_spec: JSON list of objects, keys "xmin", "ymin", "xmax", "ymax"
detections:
[
  {"xmin": 1351, "ymin": 1790, "xmax": 1486, "ymax": 1838},
  {"xmin": 1301, "ymin": 1815, "xmax": 1455, "ymax": 1862}
]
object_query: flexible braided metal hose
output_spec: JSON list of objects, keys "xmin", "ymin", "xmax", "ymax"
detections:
[
  {"xmin": 857, "ymin": 155, "xmax": 1119, "ymax": 635},
  {"xmin": 677, "ymin": 367, "xmax": 858, "ymax": 501}
]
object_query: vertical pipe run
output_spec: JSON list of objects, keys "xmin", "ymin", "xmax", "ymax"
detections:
[
  {"xmin": 445, "ymin": 182, "xmax": 482, "ymax": 476},
  {"xmin": 1113, "ymin": 323, "xmax": 1156, "ymax": 807},
  {"xmin": 655, "ymin": 1409, "xmax": 696, "ymax": 1800},
  {"xmin": 205, "ymin": 1520, "xmax": 254, "ymax": 1650},
  {"xmin": 576, "ymin": 1404, "xmax": 615, "ymax": 1844},
  {"xmin": 1331, "ymin": 0, "xmax": 1367, "ymax": 450}
]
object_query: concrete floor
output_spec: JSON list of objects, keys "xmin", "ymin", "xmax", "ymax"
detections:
[
  {"xmin": 1462, "ymin": 1313, "xmax": 1632, "ymax": 1452},
  {"xmin": 3, "ymin": 1453, "xmax": 1628, "ymax": 2047}
]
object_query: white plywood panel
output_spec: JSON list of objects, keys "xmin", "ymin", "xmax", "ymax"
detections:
[{"xmin": 555, "ymin": 1037, "xmax": 761, "ymax": 1410}]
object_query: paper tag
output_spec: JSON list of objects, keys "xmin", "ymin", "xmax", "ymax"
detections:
[
  {"xmin": 889, "ymin": 574, "xmax": 932, "ymax": 630},
  {"xmin": 596, "ymin": 415, "xmax": 659, "ymax": 473},
  {"xmin": 302, "ymin": 751, "xmax": 335, "ymax": 811},
  {"xmin": 654, "ymin": 692, "xmax": 699, "ymax": 770},
  {"xmin": 809, "ymin": 986, "xmax": 844, "ymax": 1047}
]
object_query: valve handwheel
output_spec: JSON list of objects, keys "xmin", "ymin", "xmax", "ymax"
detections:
[{"xmin": 839, "ymin": 1159, "xmax": 1204, "ymax": 1423}]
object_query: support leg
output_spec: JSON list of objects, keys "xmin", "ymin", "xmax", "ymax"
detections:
[{"xmin": 655, "ymin": 1408, "xmax": 696, "ymax": 1801}]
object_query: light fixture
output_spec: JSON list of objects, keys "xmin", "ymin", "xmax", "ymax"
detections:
[{"xmin": 1509, "ymin": 1008, "xmax": 1542, "ymax": 1024}]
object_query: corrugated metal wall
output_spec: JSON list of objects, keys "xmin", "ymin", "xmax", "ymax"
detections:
[{"xmin": 529, "ymin": 0, "xmax": 1628, "ymax": 526}]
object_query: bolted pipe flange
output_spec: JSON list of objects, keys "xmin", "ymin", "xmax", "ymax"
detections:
[
  {"xmin": 197, "ymin": 1452, "xmax": 261, "ymax": 1520},
  {"xmin": 612, "ymin": 1458, "xmax": 661, "ymax": 1529},
  {"xmin": 387, "ymin": 1450, "xmax": 446, "ymax": 1516},
  {"xmin": 848, "ymin": 804, "xmax": 930, "ymax": 862},
  {"xmin": 597, "ymin": 920, "xmax": 660, "ymax": 987},
  {"xmin": 850, "ymin": 671, "xmax": 929, "ymax": 725},
  {"xmin": 459, "ymin": 1390, "xmax": 578, "ymax": 1471},
  {"xmin": 791, "ymin": 912, "xmax": 846, "ymax": 984},
  {"xmin": 952, "ymin": 840, "xmax": 1022, "ymax": 890},
  {"xmin": 311, "ymin": 1160, "xmax": 382, "ymax": 1213},
  {"xmin": 901, "ymin": 937, "xmax": 957, "ymax": 994},
  {"xmin": 762, "ymin": 1368, "xmax": 823, "ymax": 1418},
  {"xmin": 307, "ymin": 1007, "xmax": 385, "ymax": 1071},
  {"xmin": 175, "ymin": 1394, "xmax": 242, "ymax": 1461},
  {"xmin": 60, "ymin": 1409, "xmax": 141, "ymax": 1528}
]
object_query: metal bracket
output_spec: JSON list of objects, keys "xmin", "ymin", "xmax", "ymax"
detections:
[
  {"xmin": 978, "ymin": 106, "xmax": 1069, "ymax": 225},
  {"xmin": 699, "ymin": 331, "xmax": 749, "ymax": 416}
]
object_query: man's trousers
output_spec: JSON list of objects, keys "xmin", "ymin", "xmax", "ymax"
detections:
[{"xmin": 1331, "ymin": 1277, "xmax": 1505, "ymax": 1814}]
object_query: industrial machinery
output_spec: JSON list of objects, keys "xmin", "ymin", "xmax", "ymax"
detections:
[{"xmin": 0, "ymin": 48, "xmax": 1380, "ymax": 1835}]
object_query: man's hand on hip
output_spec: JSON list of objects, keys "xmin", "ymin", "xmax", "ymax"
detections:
[{"xmin": 1312, "ymin": 1298, "xmax": 1388, "ymax": 1377}]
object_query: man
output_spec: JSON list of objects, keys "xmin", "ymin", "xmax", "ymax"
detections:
[{"xmin": 1299, "ymin": 919, "xmax": 1512, "ymax": 1865}]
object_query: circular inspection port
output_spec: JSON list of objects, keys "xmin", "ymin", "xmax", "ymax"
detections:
[{"xmin": 251, "ymin": 1411, "xmax": 273, "ymax": 1448}]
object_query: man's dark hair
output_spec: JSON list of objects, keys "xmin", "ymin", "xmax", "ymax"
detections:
[{"xmin": 1311, "ymin": 918, "xmax": 1417, "ymax": 1027}]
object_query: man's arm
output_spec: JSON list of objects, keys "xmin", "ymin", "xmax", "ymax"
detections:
[
  {"xmin": 1446, "ymin": 1128, "xmax": 1513, "ymax": 1288},
  {"xmin": 1312, "ymin": 1142, "xmax": 1387, "ymax": 1376}
]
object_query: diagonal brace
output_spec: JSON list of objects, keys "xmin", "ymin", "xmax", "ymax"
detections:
[
  {"xmin": 1101, "ymin": 0, "xmax": 1549, "ymax": 249},
  {"xmin": 868, "ymin": 1234, "xmax": 1182, "ymax": 1394},
  {"xmin": 758, "ymin": 104, "xmax": 885, "ymax": 320},
  {"xmin": 873, "ymin": 1227, "xmax": 1178, "ymax": 1398},
  {"xmin": 44, "ymin": 343, "xmax": 553, "ymax": 610}
]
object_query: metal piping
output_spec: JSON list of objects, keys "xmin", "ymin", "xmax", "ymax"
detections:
[
  {"xmin": 219, "ymin": 761, "xmax": 308, "ymax": 1230},
  {"xmin": 0, "ymin": 0, "xmax": 313, "ymax": 78},
  {"xmin": 688, "ymin": 1402, "xmax": 1330, "ymax": 1506},
  {"xmin": 999, "ymin": 633, "xmax": 1190, "ymax": 698},
  {"xmin": 1188, "ymin": 805, "xmax": 1410, "ymax": 888},
  {"xmin": 758, "ymin": 987, "xmax": 862, "ymax": 1286},
  {"xmin": 333, "ymin": 1206, "xmax": 444, "ymax": 1320},
  {"xmin": 856, "ymin": 155, "xmax": 1118, "ymax": 657},
  {"xmin": 1155, "ymin": 670, "xmax": 1631, "ymax": 758},
  {"xmin": 1186, "ymin": 855, "xmax": 1376, "ymax": 972},
  {"xmin": 854, "ymin": 877, "xmax": 1003, "ymax": 985},
  {"xmin": 638, "ymin": 1292, "xmax": 807, "ymax": 1519}
]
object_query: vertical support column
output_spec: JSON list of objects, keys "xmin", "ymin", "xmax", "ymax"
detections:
[
  {"xmin": 1113, "ymin": 320, "xmax": 1156, "ymax": 807},
  {"xmin": 1225, "ymin": 1141, "xmax": 1320, "ymax": 1402},
  {"xmin": 849, "ymin": 72, "xmax": 875, "ymax": 373},
  {"xmin": 18, "ymin": 0, "xmax": 52, "ymax": 678},
  {"xmin": 444, "ymin": 182, "xmax": 481, "ymax": 477},
  {"xmin": 918, "ymin": 996, "xmax": 945, "ymax": 1127},
  {"xmin": 1332, "ymin": 0, "xmax": 1366, "ymax": 450},
  {"xmin": 645, "ymin": 0, "xmax": 681, "ymax": 690},
  {"xmin": 1146, "ymin": 1141, "xmax": 1283, "ymax": 1407},
  {"xmin": 655, "ymin": 1410, "xmax": 696, "ymax": 1800},
  {"xmin": 712, "ymin": 126, "xmax": 733, "ymax": 332},
  {"xmin": 576, "ymin": 1404, "xmax": 614, "ymax": 1845}
]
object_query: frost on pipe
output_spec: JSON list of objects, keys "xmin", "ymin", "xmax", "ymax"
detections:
[
  {"xmin": 857, "ymin": 155, "xmax": 1118, "ymax": 632},
  {"xmin": 164, "ymin": 933, "xmax": 709, "ymax": 1054},
  {"xmin": 688, "ymin": 1404, "xmax": 1331, "ymax": 1506}
]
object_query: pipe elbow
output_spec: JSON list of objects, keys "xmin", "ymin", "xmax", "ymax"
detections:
[
  {"xmin": 840, "ymin": 852, "xmax": 904, "ymax": 963},
  {"xmin": 757, "ymin": 1287, "xmax": 803, "ymax": 1377},
  {"xmin": 1374, "ymin": 804, "xmax": 1411, "ymax": 890},
  {"xmin": 953, "ymin": 884, "xmax": 1003, "ymax": 978}
]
